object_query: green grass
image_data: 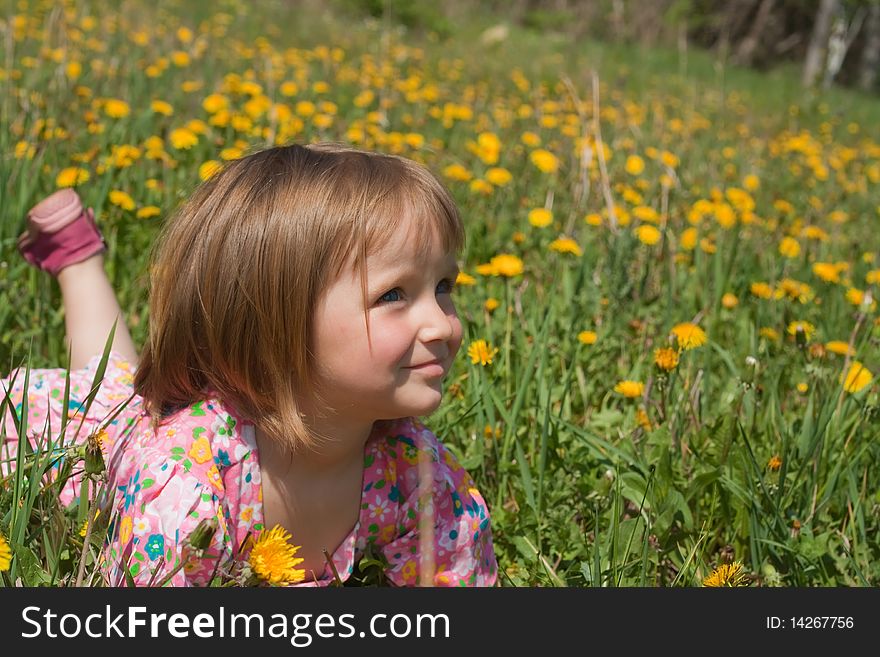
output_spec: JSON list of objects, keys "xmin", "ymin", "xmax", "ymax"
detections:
[{"xmin": 1, "ymin": 0, "xmax": 878, "ymax": 586}]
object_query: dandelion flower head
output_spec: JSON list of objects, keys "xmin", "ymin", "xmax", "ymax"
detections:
[
  {"xmin": 670, "ymin": 322, "xmax": 708, "ymax": 350},
  {"xmin": 248, "ymin": 525, "xmax": 305, "ymax": 585},
  {"xmin": 703, "ymin": 561, "xmax": 748, "ymax": 587}
]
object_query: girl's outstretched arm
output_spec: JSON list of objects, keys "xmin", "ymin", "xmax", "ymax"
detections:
[{"xmin": 56, "ymin": 253, "xmax": 139, "ymax": 369}]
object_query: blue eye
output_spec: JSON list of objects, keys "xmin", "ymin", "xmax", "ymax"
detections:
[
  {"xmin": 438, "ymin": 277, "xmax": 457, "ymax": 294},
  {"xmin": 379, "ymin": 288, "xmax": 403, "ymax": 303},
  {"xmin": 377, "ymin": 279, "xmax": 456, "ymax": 305}
]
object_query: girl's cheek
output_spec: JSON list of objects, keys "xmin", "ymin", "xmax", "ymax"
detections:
[{"xmin": 450, "ymin": 318, "xmax": 464, "ymax": 355}]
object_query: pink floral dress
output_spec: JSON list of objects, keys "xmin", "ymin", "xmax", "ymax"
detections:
[{"xmin": 1, "ymin": 351, "xmax": 497, "ymax": 587}]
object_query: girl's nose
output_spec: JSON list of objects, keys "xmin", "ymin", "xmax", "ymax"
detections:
[{"xmin": 418, "ymin": 296, "xmax": 457, "ymax": 343}]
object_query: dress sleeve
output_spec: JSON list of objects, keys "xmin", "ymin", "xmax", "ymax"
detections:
[
  {"xmin": 1, "ymin": 350, "xmax": 139, "ymax": 504},
  {"xmin": 103, "ymin": 439, "xmax": 234, "ymax": 587},
  {"xmin": 381, "ymin": 425, "xmax": 498, "ymax": 587}
]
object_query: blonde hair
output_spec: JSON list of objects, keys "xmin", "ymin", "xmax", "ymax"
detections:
[{"xmin": 134, "ymin": 142, "xmax": 464, "ymax": 454}]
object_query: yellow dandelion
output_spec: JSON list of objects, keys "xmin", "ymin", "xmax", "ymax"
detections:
[
  {"xmin": 104, "ymin": 98, "xmax": 131, "ymax": 119},
  {"xmin": 486, "ymin": 167, "xmax": 512, "ymax": 186},
  {"xmin": 202, "ymin": 93, "xmax": 228, "ymax": 114},
  {"xmin": 220, "ymin": 147, "xmax": 243, "ymax": 161},
  {"xmin": 529, "ymin": 149, "xmax": 559, "ymax": 174},
  {"xmin": 714, "ymin": 203, "xmax": 737, "ymax": 230},
  {"xmin": 455, "ymin": 272, "xmax": 476, "ymax": 286},
  {"xmin": 614, "ymin": 380, "xmax": 644, "ymax": 398},
  {"xmin": 670, "ymin": 322, "xmax": 708, "ymax": 350},
  {"xmin": 786, "ymin": 321, "xmax": 816, "ymax": 342},
  {"xmin": 512, "ymin": 231, "xmax": 526, "ymax": 243},
  {"xmin": 777, "ymin": 278, "xmax": 814, "ymax": 304},
  {"xmin": 578, "ymin": 330, "xmax": 597, "ymax": 345},
  {"xmin": 151, "ymin": 99, "xmax": 174, "ymax": 116},
  {"xmin": 725, "ymin": 188, "xmax": 754, "ymax": 213},
  {"xmin": 353, "ymin": 89, "xmax": 374, "ymax": 107},
  {"xmin": 295, "ymin": 100, "xmax": 316, "ymax": 117},
  {"xmin": 584, "ymin": 213, "xmax": 603, "ymax": 227},
  {"xmin": 802, "ymin": 225, "xmax": 830, "ymax": 242},
  {"xmin": 829, "ymin": 209, "xmax": 848, "ymax": 224},
  {"xmin": 248, "ymin": 525, "xmax": 305, "ymax": 585},
  {"xmin": 796, "ymin": 382, "xmax": 809, "ymax": 394},
  {"xmin": 549, "ymin": 237, "xmax": 583, "ymax": 256},
  {"xmin": 703, "ymin": 561, "xmax": 748, "ymax": 587},
  {"xmin": 636, "ymin": 407, "xmax": 652, "ymax": 430},
  {"xmin": 767, "ymin": 455, "xmax": 782, "ymax": 471},
  {"xmin": 778, "ymin": 237, "xmax": 801, "ymax": 259},
  {"xmin": 660, "ymin": 151, "xmax": 679, "ymax": 168},
  {"xmin": 0, "ymin": 533, "xmax": 11, "ymax": 572},
  {"xmin": 136, "ymin": 206, "xmax": 161, "ymax": 219},
  {"xmin": 625, "ymin": 154, "xmax": 645, "ymax": 176},
  {"xmin": 187, "ymin": 119, "xmax": 208, "ymax": 135},
  {"xmin": 488, "ymin": 254, "xmax": 524, "ymax": 277},
  {"xmin": 109, "ymin": 190, "xmax": 135, "ymax": 211},
  {"xmin": 521, "ymin": 131, "xmax": 541, "ymax": 147},
  {"xmin": 469, "ymin": 179, "xmax": 494, "ymax": 196},
  {"xmin": 468, "ymin": 339, "xmax": 500, "ymax": 366},
  {"xmin": 484, "ymin": 298, "xmax": 500, "ymax": 312},
  {"xmin": 721, "ymin": 293, "xmax": 739, "ymax": 309},
  {"xmin": 66, "ymin": 61, "xmax": 82, "ymax": 80},
  {"xmin": 825, "ymin": 341, "xmax": 854, "ymax": 356},
  {"xmin": 750, "ymin": 282, "xmax": 774, "ymax": 300},
  {"xmin": 635, "ymin": 224, "xmax": 662, "ymax": 246},
  {"xmin": 632, "ymin": 206, "xmax": 659, "ymax": 223},
  {"xmin": 199, "ymin": 160, "xmax": 222, "ymax": 181},
  {"xmin": 185, "ymin": 80, "xmax": 205, "ymax": 94},
  {"xmin": 313, "ymin": 113, "xmax": 334, "ymax": 129},
  {"xmin": 839, "ymin": 361, "xmax": 873, "ymax": 394},
  {"xmin": 528, "ymin": 208, "xmax": 553, "ymax": 228},
  {"xmin": 78, "ymin": 510, "xmax": 101, "ymax": 537},
  {"xmin": 442, "ymin": 163, "xmax": 472, "ymax": 182},
  {"xmin": 812, "ymin": 262, "xmax": 841, "ymax": 284},
  {"xmin": 171, "ymin": 51, "xmax": 190, "ymax": 67},
  {"xmin": 169, "ymin": 127, "xmax": 198, "ymax": 150},
  {"xmin": 759, "ymin": 327, "xmax": 780, "ymax": 342},
  {"xmin": 623, "ymin": 188, "xmax": 644, "ymax": 205},
  {"xmin": 680, "ymin": 227, "xmax": 698, "ymax": 251},
  {"xmin": 743, "ymin": 174, "xmax": 760, "ymax": 191},
  {"xmin": 653, "ymin": 347, "xmax": 679, "ymax": 371},
  {"xmin": 279, "ymin": 81, "xmax": 299, "ymax": 97},
  {"xmin": 14, "ymin": 141, "xmax": 35, "ymax": 160},
  {"xmin": 56, "ymin": 167, "xmax": 90, "ymax": 188},
  {"xmin": 846, "ymin": 288, "xmax": 876, "ymax": 310}
]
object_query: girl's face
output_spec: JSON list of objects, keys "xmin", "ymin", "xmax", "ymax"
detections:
[{"xmin": 310, "ymin": 221, "xmax": 463, "ymax": 423}]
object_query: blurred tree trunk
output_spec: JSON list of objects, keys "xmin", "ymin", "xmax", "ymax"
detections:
[
  {"xmin": 734, "ymin": 0, "xmax": 776, "ymax": 66},
  {"xmin": 611, "ymin": 0, "xmax": 625, "ymax": 41},
  {"xmin": 822, "ymin": 7, "xmax": 866, "ymax": 88},
  {"xmin": 858, "ymin": 2, "xmax": 880, "ymax": 91},
  {"xmin": 803, "ymin": 0, "xmax": 839, "ymax": 87}
]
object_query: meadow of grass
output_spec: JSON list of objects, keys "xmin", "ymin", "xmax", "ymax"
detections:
[{"xmin": 1, "ymin": 0, "xmax": 879, "ymax": 587}]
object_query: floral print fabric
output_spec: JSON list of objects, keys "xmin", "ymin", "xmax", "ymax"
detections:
[{"xmin": 1, "ymin": 351, "xmax": 497, "ymax": 587}]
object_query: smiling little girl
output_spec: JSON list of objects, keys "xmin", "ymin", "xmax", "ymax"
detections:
[{"xmin": 1, "ymin": 142, "xmax": 497, "ymax": 587}]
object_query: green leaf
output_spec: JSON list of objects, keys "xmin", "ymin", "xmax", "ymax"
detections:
[
  {"xmin": 619, "ymin": 471, "xmax": 648, "ymax": 509},
  {"xmin": 12, "ymin": 544, "xmax": 52, "ymax": 586},
  {"xmin": 512, "ymin": 535, "xmax": 565, "ymax": 586},
  {"xmin": 589, "ymin": 407, "xmax": 624, "ymax": 431}
]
